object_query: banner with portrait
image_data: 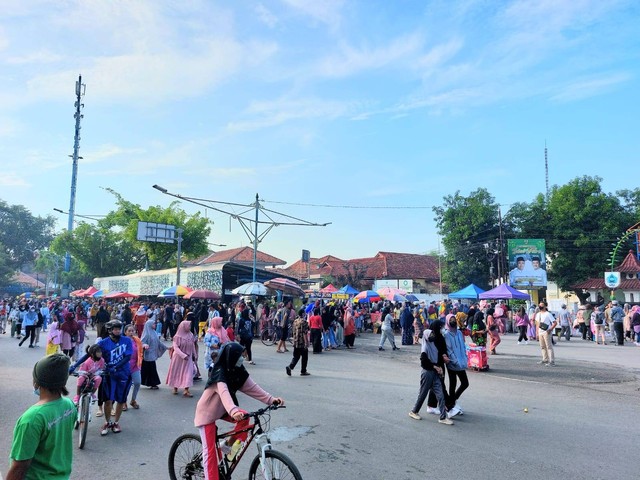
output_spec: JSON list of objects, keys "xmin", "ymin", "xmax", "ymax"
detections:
[{"xmin": 507, "ymin": 239, "xmax": 547, "ymax": 289}]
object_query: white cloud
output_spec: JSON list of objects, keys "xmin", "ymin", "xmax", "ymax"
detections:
[
  {"xmin": 0, "ymin": 172, "xmax": 30, "ymax": 187},
  {"xmin": 82, "ymin": 144, "xmax": 147, "ymax": 164},
  {"xmin": 227, "ymin": 97, "xmax": 356, "ymax": 132},
  {"xmin": 5, "ymin": 50, "xmax": 63, "ymax": 65},
  {"xmin": 255, "ymin": 3, "xmax": 278, "ymax": 28},
  {"xmin": 551, "ymin": 73, "xmax": 631, "ymax": 102},
  {"xmin": 280, "ymin": 0, "xmax": 344, "ymax": 26}
]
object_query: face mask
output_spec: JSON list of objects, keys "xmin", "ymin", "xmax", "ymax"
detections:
[
  {"xmin": 33, "ymin": 388, "xmax": 40, "ymax": 396},
  {"xmin": 440, "ymin": 328, "xmax": 446, "ymax": 335},
  {"xmin": 235, "ymin": 356, "xmax": 244, "ymax": 368}
]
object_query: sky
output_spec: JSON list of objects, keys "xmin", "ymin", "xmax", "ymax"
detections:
[{"xmin": 1, "ymin": 0, "xmax": 639, "ymax": 267}]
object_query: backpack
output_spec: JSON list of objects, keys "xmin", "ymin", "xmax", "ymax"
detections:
[
  {"xmin": 276, "ymin": 309, "xmax": 286, "ymax": 327},
  {"xmin": 594, "ymin": 312, "xmax": 604, "ymax": 325}
]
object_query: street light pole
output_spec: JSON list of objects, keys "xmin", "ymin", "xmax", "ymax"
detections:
[
  {"xmin": 176, "ymin": 228, "xmax": 183, "ymax": 286},
  {"xmin": 253, "ymin": 194, "xmax": 259, "ymax": 283}
]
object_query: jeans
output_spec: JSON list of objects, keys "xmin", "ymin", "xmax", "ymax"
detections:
[
  {"xmin": 130, "ymin": 370, "xmax": 142, "ymax": 402},
  {"xmin": 413, "ymin": 369, "xmax": 446, "ymax": 419},
  {"xmin": 19, "ymin": 325, "xmax": 36, "ymax": 346},
  {"xmin": 560, "ymin": 325, "xmax": 571, "ymax": 341}
]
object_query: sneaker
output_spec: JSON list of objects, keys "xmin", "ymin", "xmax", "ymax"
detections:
[
  {"xmin": 547, "ymin": 362, "xmax": 556, "ymax": 367},
  {"xmin": 393, "ymin": 346, "xmax": 399, "ymax": 351},
  {"xmin": 426, "ymin": 407, "xmax": 439, "ymax": 415},
  {"xmin": 101, "ymin": 422, "xmax": 111, "ymax": 436},
  {"xmin": 285, "ymin": 366, "xmax": 291, "ymax": 376},
  {"xmin": 517, "ymin": 341, "xmax": 521, "ymax": 345},
  {"xmin": 73, "ymin": 395, "xmax": 80, "ymax": 404},
  {"xmin": 537, "ymin": 361, "xmax": 547, "ymax": 365},
  {"xmin": 438, "ymin": 417, "xmax": 454, "ymax": 425},
  {"xmin": 447, "ymin": 406, "xmax": 461, "ymax": 418},
  {"xmin": 455, "ymin": 403, "xmax": 464, "ymax": 415},
  {"xmin": 219, "ymin": 441, "xmax": 231, "ymax": 456},
  {"xmin": 378, "ymin": 347, "xmax": 385, "ymax": 351},
  {"xmin": 300, "ymin": 372, "xmax": 311, "ymax": 376},
  {"xmin": 111, "ymin": 422, "xmax": 121, "ymax": 433},
  {"xmin": 408, "ymin": 411, "xmax": 421, "ymax": 420},
  {"xmin": 525, "ymin": 341, "xmax": 529, "ymax": 345}
]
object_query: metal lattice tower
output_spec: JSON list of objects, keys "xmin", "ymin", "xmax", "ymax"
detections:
[{"xmin": 64, "ymin": 75, "xmax": 86, "ymax": 273}]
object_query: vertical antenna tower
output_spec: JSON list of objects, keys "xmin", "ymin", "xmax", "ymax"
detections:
[
  {"xmin": 544, "ymin": 141, "xmax": 549, "ymax": 202},
  {"xmin": 64, "ymin": 75, "xmax": 86, "ymax": 273}
]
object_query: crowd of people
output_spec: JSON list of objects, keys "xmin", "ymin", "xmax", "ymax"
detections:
[{"xmin": 4, "ymin": 291, "xmax": 640, "ymax": 478}]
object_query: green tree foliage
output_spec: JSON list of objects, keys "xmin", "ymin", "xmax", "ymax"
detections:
[
  {"xmin": 49, "ymin": 190, "xmax": 212, "ymax": 283},
  {"xmin": 0, "ymin": 244, "xmax": 14, "ymax": 286},
  {"xmin": 505, "ymin": 176, "xmax": 635, "ymax": 301},
  {"xmin": 433, "ymin": 189, "xmax": 500, "ymax": 291},
  {"xmin": 101, "ymin": 189, "xmax": 211, "ymax": 270},
  {"xmin": 0, "ymin": 200, "xmax": 55, "ymax": 269}
]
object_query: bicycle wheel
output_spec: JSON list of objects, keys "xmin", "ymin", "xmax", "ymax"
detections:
[
  {"xmin": 78, "ymin": 395, "xmax": 90, "ymax": 449},
  {"xmin": 248, "ymin": 449, "xmax": 303, "ymax": 480},
  {"xmin": 261, "ymin": 328, "xmax": 276, "ymax": 346},
  {"xmin": 168, "ymin": 433, "xmax": 204, "ymax": 480}
]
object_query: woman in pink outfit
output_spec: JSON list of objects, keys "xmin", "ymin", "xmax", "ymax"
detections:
[
  {"xmin": 194, "ymin": 342, "xmax": 284, "ymax": 480},
  {"xmin": 209, "ymin": 316, "xmax": 230, "ymax": 344},
  {"xmin": 166, "ymin": 320, "xmax": 197, "ymax": 397}
]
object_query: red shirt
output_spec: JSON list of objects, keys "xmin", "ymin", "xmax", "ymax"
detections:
[{"xmin": 308, "ymin": 315, "xmax": 323, "ymax": 330}]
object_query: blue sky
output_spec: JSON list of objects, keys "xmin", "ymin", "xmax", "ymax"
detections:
[{"xmin": 1, "ymin": 0, "xmax": 639, "ymax": 266}]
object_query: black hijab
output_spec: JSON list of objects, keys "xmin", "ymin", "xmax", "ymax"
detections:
[
  {"xmin": 429, "ymin": 319, "xmax": 447, "ymax": 360},
  {"xmin": 472, "ymin": 311, "xmax": 486, "ymax": 330},
  {"xmin": 206, "ymin": 342, "xmax": 249, "ymax": 405}
]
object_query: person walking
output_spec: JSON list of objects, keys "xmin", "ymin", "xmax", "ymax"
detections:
[
  {"xmin": 236, "ymin": 308, "xmax": 255, "ymax": 365},
  {"xmin": 166, "ymin": 319, "xmax": 197, "ymax": 397},
  {"xmin": 408, "ymin": 320, "xmax": 453, "ymax": 425},
  {"xmin": 19, "ymin": 305, "xmax": 38, "ymax": 348},
  {"xmin": 610, "ymin": 300, "xmax": 625, "ymax": 346},
  {"xmin": 140, "ymin": 318, "xmax": 167, "ymax": 390},
  {"xmin": 515, "ymin": 306, "xmax": 529, "ymax": 344},
  {"xmin": 537, "ymin": 303, "xmax": 557, "ymax": 366},
  {"xmin": 308, "ymin": 307, "xmax": 323, "ymax": 354},
  {"xmin": 379, "ymin": 307, "xmax": 399, "ymax": 351},
  {"xmin": 286, "ymin": 308, "xmax": 310, "ymax": 376},
  {"xmin": 343, "ymin": 306, "xmax": 356, "ymax": 349},
  {"xmin": 400, "ymin": 303, "xmax": 414, "ymax": 345},
  {"xmin": 124, "ymin": 324, "xmax": 142, "ymax": 410},
  {"xmin": 557, "ymin": 304, "xmax": 572, "ymax": 341},
  {"xmin": 593, "ymin": 305, "xmax": 607, "ymax": 345},
  {"xmin": 444, "ymin": 316, "xmax": 468, "ymax": 417},
  {"xmin": 486, "ymin": 308, "xmax": 501, "ymax": 355}
]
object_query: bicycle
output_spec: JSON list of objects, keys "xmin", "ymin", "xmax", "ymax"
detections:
[
  {"xmin": 260, "ymin": 326, "xmax": 293, "ymax": 347},
  {"xmin": 168, "ymin": 404, "xmax": 302, "ymax": 480},
  {"xmin": 72, "ymin": 370, "xmax": 102, "ymax": 449}
]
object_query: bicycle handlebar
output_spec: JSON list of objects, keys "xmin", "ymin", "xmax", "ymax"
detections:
[{"xmin": 243, "ymin": 403, "xmax": 285, "ymax": 419}]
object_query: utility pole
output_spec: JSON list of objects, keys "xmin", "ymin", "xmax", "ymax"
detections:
[
  {"xmin": 497, "ymin": 206, "xmax": 505, "ymax": 284},
  {"xmin": 544, "ymin": 141, "xmax": 549, "ymax": 202},
  {"xmin": 64, "ymin": 75, "xmax": 86, "ymax": 278}
]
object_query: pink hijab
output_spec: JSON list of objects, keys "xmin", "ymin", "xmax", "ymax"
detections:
[{"xmin": 207, "ymin": 316, "xmax": 229, "ymax": 343}]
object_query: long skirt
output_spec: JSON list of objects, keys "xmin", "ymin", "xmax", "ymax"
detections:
[{"xmin": 140, "ymin": 360, "xmax": 161, "ymax": 387}]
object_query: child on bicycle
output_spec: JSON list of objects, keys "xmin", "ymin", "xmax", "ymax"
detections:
[
  {"xmin": 194, "ymin": 342, "xmax": 284, "ymax": 480},
  {"xmin": 72, "ymin": 344, "xmax": 104, "ymax": 404}
]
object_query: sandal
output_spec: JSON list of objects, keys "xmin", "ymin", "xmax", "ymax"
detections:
[
  {"xmin": 95, "ymin": 410, "xmax": 103, "ymax": 417},
  {"xmin": 130, "ymin": 400, "xmax": 140, "ymax": 409},
  {"xmin": 173, "ymin": 389, "xmax": 179, "ymax": 395},
  {"xmin": 183, "ymin": 391, "xmax": 193, "ymax": 398}
]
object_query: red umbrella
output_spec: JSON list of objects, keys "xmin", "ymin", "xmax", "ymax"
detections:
[{"xmin": 184, "ymin": 289, "xmax": 221, "ymax": 300}]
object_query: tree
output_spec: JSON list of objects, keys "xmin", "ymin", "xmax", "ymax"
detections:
[
  {"xmin": 0, "ymin": 200, "xmax": 55, "ymax": 269},
  {"xmin": 433, "ymin": 189, "xmax": 501, "ymax": 290},
  {"xmin": 100, "ymin": 189, "xmax": 211, "ymax": 270},
  {"xmin": 505, "ymin": 176, "xmax": 635, "ymax": 302},
  {"xmin": 33, "ymin": 250, "xmax": 64, "ymax": 293},
  {"xmin": 0, "ymin": 243, "xmax": 13, "ymax": 286},
  {"xmin": 334, "ymin": 263, "xmax": 370, "ymax": 291}
]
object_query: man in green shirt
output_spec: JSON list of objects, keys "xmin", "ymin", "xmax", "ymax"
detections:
[{"xmin": 6, "ymin": 353, "xmax": 75, "ymax": 480}]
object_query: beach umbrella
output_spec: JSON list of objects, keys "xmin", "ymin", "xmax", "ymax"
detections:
[
  {"xmin": 91, "ymin": 290, "xmax": 105, "ymax": 298},
  {"xmin": 231, "ymin": 282, "xmax": 268, "ymax": 296},
  {"xmin": 158, "ymin": 285, "xmax": 193, "ymax": 297},
  {"xmin": 264, "ymin": 278, "xmax": 304, "ymax": 296},
  {"xmin": 377, "ymin": 287, "xmax": 407, "ymax": 299},
  {"xmin": 184, "ymin": 289, "xmax": 222, "ymax": 300},
  {"xmin": 406, "ymin": 294, "xmax": 419, "ymax": 302},
  {"xmin": 354, "ymin": 290, "xmax": 381, "ymax": 303},
  {"xmin": 390, "ymin": 293, "xmax": 408, "ymax": 303}
]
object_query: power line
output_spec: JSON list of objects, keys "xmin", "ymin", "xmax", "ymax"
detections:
[{"xmin": 262, "ymin": 199, "xmax": 516, "ymax": 210}]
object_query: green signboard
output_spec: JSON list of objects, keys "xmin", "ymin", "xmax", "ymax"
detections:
[{"xmin": 507, "ymin": 239, "xmax": 547, "ymax": 289}]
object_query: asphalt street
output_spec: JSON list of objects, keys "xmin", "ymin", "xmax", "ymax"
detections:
[{"xmin": 1, "ymin": 330, "xmax": 638, "ymax": 480}]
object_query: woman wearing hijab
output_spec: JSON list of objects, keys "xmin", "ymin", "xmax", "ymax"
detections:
[
  {"xmin": 470, "ymin": 311, "xmax": 487, "ymax": 347},
  {"xmin": 423, "ymin": 320, "xmax": 453, "ymax": 419},
  {"xmin": 486, "ymin": 307, "xmax": 501, "ymax": 355},
  {"xmin": 194, "ymin": 342, "xmax": 284, "ymax": 480},
  {"xmin": 140, "ymin": 318, "xmax": 167, "ymax": 390},
  {"xmin": 166, "ymin": 320, "xmax": 197, "ymax": 397},
  {"xmin": 59, "ymin": 312, "xmax": 79, "ymax": 357}
]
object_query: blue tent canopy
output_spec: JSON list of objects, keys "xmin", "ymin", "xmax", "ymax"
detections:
[
  {"xmin": 448, "ymin": 283, "xmax": 486, "ymax": 299},
  {"xmin": 338, "ymin": 285, "xmax": 359, "ymax": 295}
]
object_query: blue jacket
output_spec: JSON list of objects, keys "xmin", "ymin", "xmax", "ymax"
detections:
[{"xmin": 444, "ymin": 329, "xmax": 467, "ymax": 371}]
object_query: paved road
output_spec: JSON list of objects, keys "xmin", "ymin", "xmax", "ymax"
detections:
[{"xmin": 1, "ymin": 331, "xmax": 638, "ymax": 480}]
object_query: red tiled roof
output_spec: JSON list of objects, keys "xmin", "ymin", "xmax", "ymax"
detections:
[
  {"xmin": 11, "ymin": 271, "xmax": 45, "ymax": 288},
  {"xmin": 283, "ymin": 251, "xmax": 440, "ymax": 281},
  {"xmin": 615, "ymin": 250, "xmax": 640, "ymax": 273},
  {"xmin": 188, "ymin": 247, "xmax": 286, "ymax": 266},
  {"xmin": 573, "ymin": 278, "xmax": 640, "ymax": 290}
]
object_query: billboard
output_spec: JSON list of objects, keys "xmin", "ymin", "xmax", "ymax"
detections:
[
  {"xmin": 136, "ymin": 221, "xmax": 176, "ymax": 244},
  {"xmin": 507, "ymin": 239, "xmax": 547, "ymax": 289}
]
